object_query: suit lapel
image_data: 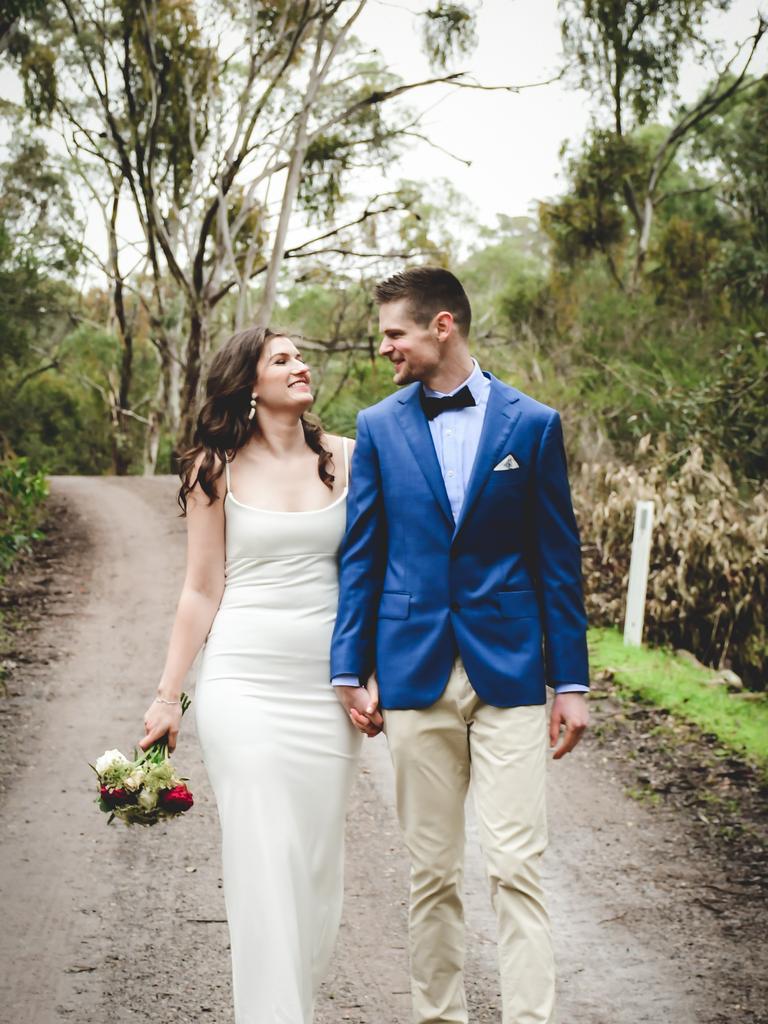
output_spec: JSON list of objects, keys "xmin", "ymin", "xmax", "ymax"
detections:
[
  {"xmin": 396, "ymin": 386, "xmax": 454, "ymax": 527},
  {"xmin": 452, "ymin": 374, "xmax": 521, "ymax": 539}
]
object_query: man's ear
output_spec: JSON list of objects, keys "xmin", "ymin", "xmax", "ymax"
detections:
[{"xmin": 434, "ymin": 310, "xmax": 454, "ymax": 341}]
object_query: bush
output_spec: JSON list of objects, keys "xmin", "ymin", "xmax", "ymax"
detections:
[
  {"xmin": 574, "ymin": 443, "xmax": 768, "ymax": 690},
  {"xmin": 0, "ymin": 456, "xmax": 49, "ymax": 573},
  {"xmin": 1, "ymin": 375, "xmax": 115, "ymax": 475}
]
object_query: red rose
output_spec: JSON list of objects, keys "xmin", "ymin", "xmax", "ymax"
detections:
[
  {"xmin": 100, "ymin": 785, "xmax": 129, "ymax": 806},
  {"xmin": 160, "ymin": 784, "xmax": 194, "ymax": 812}
]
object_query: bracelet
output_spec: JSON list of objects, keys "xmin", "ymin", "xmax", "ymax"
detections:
[{"xmin": 154, "ymin": 696, "xmax": 181, "ymax": 705}]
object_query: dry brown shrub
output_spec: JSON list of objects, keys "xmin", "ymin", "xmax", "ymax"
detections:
[{"xmin": 573, "ymin": 442, "xmax": 768, "ymax": 690}]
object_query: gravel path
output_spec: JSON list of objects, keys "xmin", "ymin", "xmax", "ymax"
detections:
[{"xmin": 0, "ymin": 476, "xmax": 764, "ymax": 1024}]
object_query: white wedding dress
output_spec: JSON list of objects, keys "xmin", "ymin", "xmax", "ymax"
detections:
[{"xmin": 195, "ymin": 441, "xmax": 361, "ymax": 1024}]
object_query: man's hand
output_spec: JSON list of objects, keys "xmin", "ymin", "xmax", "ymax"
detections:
[
  {"xmin": 549, "ymin": 692, "xmax": 588, "ymax": 759},
  {"xmin": 334, "ymin": 675, "xmax": 384, "ymax": 738}
]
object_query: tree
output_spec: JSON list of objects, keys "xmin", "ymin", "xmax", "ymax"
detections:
[
  {"xmin": 688, "ymin": 75, "xmax": 768, "ymax": 316},
  {"xmin": 0, "ymin": 135, "xmax": 82, "ymax": 458},
  {"xmin": 9, "ymin": 0, "xmax": 517, "ymax": 466},
  {"xmin": 557, "ymin": 0, "xmax": 766, "ymax": 288},
  {"xmin": 0, "ymin": 0, "xmax": 48, "ymax": 55}
]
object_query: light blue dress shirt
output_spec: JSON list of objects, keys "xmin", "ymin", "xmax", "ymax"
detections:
[
  {"xmin": 334, "ymin": 360, "xmax": 588, "ymax": 694},
  {"xmin": 423, "ymin": 359, "xmax": 491, "ymax": 522}
]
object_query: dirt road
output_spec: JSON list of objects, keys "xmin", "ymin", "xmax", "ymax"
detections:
[{"xmin": 0, "ymin": 477, "xmax": 764, "ymax": 1024}]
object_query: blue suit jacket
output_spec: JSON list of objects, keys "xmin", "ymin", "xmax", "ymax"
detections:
[{"xmin": 330, "ymin": 372, "xmax": 589, "ymax": 710}]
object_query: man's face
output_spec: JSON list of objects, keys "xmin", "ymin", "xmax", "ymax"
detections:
[{"xmin": 378, "ymin": 299, "xmax": 441, "ymax": 386}]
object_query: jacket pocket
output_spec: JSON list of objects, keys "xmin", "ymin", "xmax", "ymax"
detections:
[
  {"xmin": 379, "ymin": 591, "xmax": 411, "ymax": 619},
  {"xmin": 498, "ymin": 590, "xmax": 539, "ymax": 619}
]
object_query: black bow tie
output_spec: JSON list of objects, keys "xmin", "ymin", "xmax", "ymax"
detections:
[{"xmin": 420, "ymin": 385, "xmax": 476, "ymax": 420}]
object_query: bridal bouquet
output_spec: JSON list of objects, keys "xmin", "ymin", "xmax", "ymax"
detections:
[{"xmin": 91, "ymin": 692, "xmax": 194, "ymax": 826}]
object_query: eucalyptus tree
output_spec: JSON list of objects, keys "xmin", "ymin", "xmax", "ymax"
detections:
[
  {"xmin": 555, "ymin": 0, "xmax": 766, "ymax": 289},
  {"xmin": 9, "ymin": 0, "xmax": 498, "ymax": 465}
]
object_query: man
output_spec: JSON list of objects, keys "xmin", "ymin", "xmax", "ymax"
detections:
[{"xmin": 332, "ymin": 267, "xmax": 589, "ymax": 1024}]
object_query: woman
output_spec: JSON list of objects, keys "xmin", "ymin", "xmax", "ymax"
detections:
[{"xmin": 140, "ymin": 326, "xmax": 382, "ymax": 1024}]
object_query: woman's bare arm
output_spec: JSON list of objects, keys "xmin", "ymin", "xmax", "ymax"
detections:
[{"xmin": 139, "ymin": 464, "xmax": 226, "ymax": 751}]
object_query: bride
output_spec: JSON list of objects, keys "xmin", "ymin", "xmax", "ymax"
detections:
[{"xmin": 139, "ymin": 325, "xmax": 382, "ymax": 1023}]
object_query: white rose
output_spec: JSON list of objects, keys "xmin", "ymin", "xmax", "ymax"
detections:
[
  {"xmin": 94, "ymin": 749, "xmax": 130, "ymax": 774},
  {"xmin": 138, "ymin": 789, "xmax": 158, "ymax": 811},
  {"xmin": 123, "ymin": 770, "xmax": 145, "ymax": 792}
]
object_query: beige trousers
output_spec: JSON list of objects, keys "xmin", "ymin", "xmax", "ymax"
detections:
[{"xmin": 383, "ymin": 661, "xmax": 555, "ymax": 1024}]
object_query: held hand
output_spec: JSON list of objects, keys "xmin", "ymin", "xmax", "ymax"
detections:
[
  {"xmin": 140, "ymin": 698, "xmax": 183, "ymax": 752},
  {"xmin": 549, "ymin": 692, "xmax": 588, "ymax": 760},
  {"xmin": 335, "ymin": 675, "xmax": 384, "ymax": 738}
]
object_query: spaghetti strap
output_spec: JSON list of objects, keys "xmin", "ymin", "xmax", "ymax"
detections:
[
  {"xmin": 342, "ymin": 437, "xmax": 350, "ymax": 489},
  {"xmin": 224, "ymin": 457, "xmax": 232, "ymax": 494}
]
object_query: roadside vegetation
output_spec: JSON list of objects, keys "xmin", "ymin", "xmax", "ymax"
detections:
[
  {"xmin": 0, "ymin": 456, "xmax": 49, "ymax": 691},
  {"xmin": 589, "ymin": 629, "xmax": 768, "ymax": 772},
  {"xmin": 0, "ymin": 457, "xmax": 48, "ymax": 578}
]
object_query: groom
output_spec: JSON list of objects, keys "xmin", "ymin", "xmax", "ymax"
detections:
[{"xmin": 331, "ymin": 267, "xmax": 589, "ymax": 1024}]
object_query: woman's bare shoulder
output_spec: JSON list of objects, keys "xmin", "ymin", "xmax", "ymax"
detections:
[{"xmin": 185, "ymin": 449, "xmax": 227, "ymax": 506}]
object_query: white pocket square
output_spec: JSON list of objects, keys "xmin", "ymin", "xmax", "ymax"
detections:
[{"xmin": 493, "ymin": 454, "xmax": 519, "ymax": 471}]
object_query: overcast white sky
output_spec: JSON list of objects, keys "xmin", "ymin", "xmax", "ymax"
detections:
[{"xmin": 352, "ymin": 0, "xmax": 767, "ymax": 229}]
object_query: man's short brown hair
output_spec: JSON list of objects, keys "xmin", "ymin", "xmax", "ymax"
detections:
[{"xmin": 374, "ymin": 267, "xmax": 472, "ymax": 337}]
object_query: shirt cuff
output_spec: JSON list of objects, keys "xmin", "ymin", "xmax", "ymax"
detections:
[
  {"xmin": 551, "ymin": 683, "xmax": 589, "ymax": 694},
  {"xmin": 331, "ymin": 675, "xmax": 361, "ymax": 687}
]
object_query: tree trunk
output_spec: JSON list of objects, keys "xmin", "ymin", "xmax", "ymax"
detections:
[
  {"xmin": 143, "ymin": 335, "xmax": 178, "ymax": 475},
  {"xmin": 631, "ymin": 194, "xmax": 655, "ymax": 291},
  {"xmin": 143, "ymin": 409, "xmax": 161, "ymax": 476},
  {"xmin": 110, "ymin": 407, "xmax": 132, "ymax": 476},
  {"xmin": 108, "ymin": 186, "xmax": 134, "ymax": 475},
  {"xmin": 174, "ymin": 304, "xmax": 209, "ymax": 461}
]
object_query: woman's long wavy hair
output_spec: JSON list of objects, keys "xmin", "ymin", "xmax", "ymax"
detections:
[{"xmin": 177, "ymin": 325, "xmax": 334, "ymax": 515}]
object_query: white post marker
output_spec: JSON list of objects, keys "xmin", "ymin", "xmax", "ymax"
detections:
[{"xmin": 623, "ymin": 499, "xmax": 655, "ymax": 647}]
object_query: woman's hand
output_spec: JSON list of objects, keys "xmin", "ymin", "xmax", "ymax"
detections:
[
  {"xmin": 140, "ymin": 698, "xmax": 183, "ymax": 752},
  {"xmin": 348, "ymin": 674, "xmax": 384, "ymax": 738}
]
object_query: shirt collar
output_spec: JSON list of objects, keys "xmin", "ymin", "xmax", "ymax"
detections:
[{"xmin": 423, "ymin": 358, "xmax": 485, "ymax": 400}]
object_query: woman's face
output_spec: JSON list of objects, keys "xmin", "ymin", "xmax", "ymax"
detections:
[{"xmin": 254, "ymin": 335, "xmax": 313, "ymax": 413}]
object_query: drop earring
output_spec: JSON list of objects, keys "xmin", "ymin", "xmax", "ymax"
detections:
[{"xmin": 248, "ymin": 393, "xmax": 257, "ymax": 421}]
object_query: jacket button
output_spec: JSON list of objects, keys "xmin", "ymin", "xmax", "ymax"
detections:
[{"xmin": 450, "ymin": 601, "xmax": 460, "ymax": 612}]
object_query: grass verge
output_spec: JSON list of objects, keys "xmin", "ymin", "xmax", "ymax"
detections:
[{"xmin": 588, "ymin": 627, "xmax": 768, "ymax": 771}]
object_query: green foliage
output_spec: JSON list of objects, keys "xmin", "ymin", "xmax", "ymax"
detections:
[
  {"xmin": 2, "ymin": 0, "xmax": 49, "ymax": 16},
  {"xmin": 0, "ymin": 456, "xmax": 48, "ymax": 573},
  {"xmin": 117, "ymin": 0, "xmax": 215, "ymax": 205},
  {"xmin": 19, "ymin": 41, "xmax": 57, "ymax": 121},
  {"xmin": 4, "ymin": 373, "xmax": 115, "ymax": 475},
  {"xmin": 589, "ymin": 627, "xmax": 768, "ymax": 769},
  {"xmin": 297, "ymin": 59, "xmax": 401, "ymax": 222},
  {"xmin": 560, "ymin": 0, "xmax": 731, "ymax": 129},
  {"xmin": 540, "ymin": 130, "xmax": 643, "ymax": 266},
  {"xmin": 4, "ymin": 3, "xmax": 59, "ymax": 119},
  {"xmin": 0, "ymin": 221, "xmax": 40, "ymax": 365},
  {"xmin": 461, "ymin": 216, "xmax": 549, "ymax": 332},
  {"xmin": 528, "ymin": 73, "xmax": 767, "ymax": 482},
  {"xmin": 317, "ymin": 358, "xmax": 399, "ymax": 438},
  {"xmin": 0, "ymin": 190, "xmax": 127, "ymax": 474},
  {"xmin": 299, "ymin": 133, "xmax": 353, "ymax": 221},
  {"xmin": 688, "ymin": 76, "xmax": 768, "ymax": 313},
  {"xmin": 421, "ymin": 2, "xmax": 478, "ymax": 70},
  {"xmin": 669, "ymin": 333, "xmax": 768, "ymax": 482},
  {"xmin": 649, "ymin": 214, "xmax": 723, "ymax": 306},
  {"xmin": 0, "ymin": 136, "xmax": 81, "ymax": 270}
]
